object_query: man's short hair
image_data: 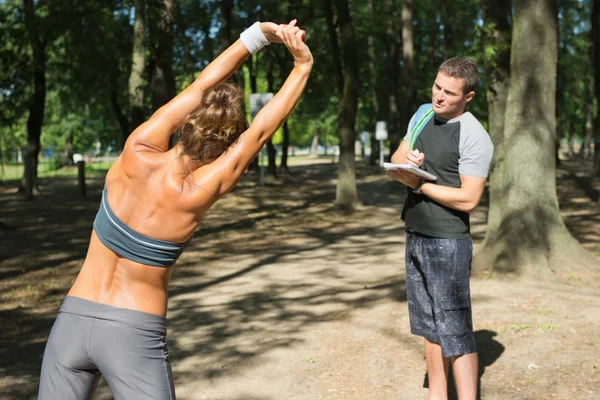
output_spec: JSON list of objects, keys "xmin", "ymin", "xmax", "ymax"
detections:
[{"xmin": 438, "ymin": 57, "xmax": 480, "ymax": 94}]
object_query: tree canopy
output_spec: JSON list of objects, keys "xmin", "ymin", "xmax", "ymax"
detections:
[{"xmin": 0, "ymin": 0, "xmax": 598, "ymax": 273}]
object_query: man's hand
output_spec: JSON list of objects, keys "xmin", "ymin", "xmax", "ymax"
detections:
[
  {"xmin": 406, "ymin": 149, "xmax": 425, "ymax": 167},
  {"xmin": 387, "ymin": 169, "xmax": 420, "ymax": 189}
]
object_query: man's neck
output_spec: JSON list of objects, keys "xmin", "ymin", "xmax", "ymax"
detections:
[{"xmin": 435, "ymin": 109, "xmax": 466, "ymax": 121}]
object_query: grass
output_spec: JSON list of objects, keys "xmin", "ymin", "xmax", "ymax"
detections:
[
  {"xmin": 0, "ymin": 155, "xmax": 336, "ymax": 182},
  {"xmin": 510, "ymin": 324, "xmax": 531, "ymax": 332},
  {"xmin": 0, "ymin": 161, "xmax": 113, "ymax": 181},
  {"xmin": 0, "ymin": 154, "xmax": 357, "ymax": 183}
]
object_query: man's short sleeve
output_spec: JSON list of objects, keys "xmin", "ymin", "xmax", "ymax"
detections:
[{"xmin": 457, "ymin": 113, "xmax": 494, "ymax": 178}]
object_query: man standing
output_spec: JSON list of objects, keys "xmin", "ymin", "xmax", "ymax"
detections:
[{"xmin": 388, "ymin": 57, "xmax": 493, "ymax": 400}]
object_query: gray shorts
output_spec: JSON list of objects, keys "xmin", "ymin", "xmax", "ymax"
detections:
[
  {"xmin": 38, "ymin": 296, "xmax": 175, "ymax": 400},
  {"xmin": 405, "ymin": 231, "xmax": 476, "ymax": 358}
]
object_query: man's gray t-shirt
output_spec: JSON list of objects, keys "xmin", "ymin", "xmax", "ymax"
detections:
[{"xmin": 401, "ymin": 109, "xmax": 494, "ymax": 238}]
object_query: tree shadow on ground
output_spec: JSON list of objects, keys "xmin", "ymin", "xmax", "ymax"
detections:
[
  {"xmin": 0, "ymin": 162, "xmax": 410, "ymax": 398},
  {"xmin": 2, "ymin": 158, "xmax": 597, "ymax": 399},
  {"xmin": 422, "ymin": 329, "xmax": 505, "ymax": 400}
]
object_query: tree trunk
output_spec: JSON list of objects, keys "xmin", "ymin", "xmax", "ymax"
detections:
[
  {"xmin": 22, "ymin": 0, "xmax": 45, "ymax": 200},
  {"xmin": 334, "ymin": 0, "xmax": 360, "ymax": 210},
  {"xmin": 200, "ymin": 6, "xmax": 215, "ymax": 61},
  {"xmin": 111, "ymin": 85, "xmax": 130, "ymax": 143},
  {"xmin": 219, "ymin": 0, "xmax": 241, "ymax": 85},
  {"xmin": 581, "ymin": 77, "xmax": 593, "ymax": 158},
  {"xmin": 324, "ymin": 0, "xmax": 344, "ymax": 97},
  {"xmin": 265, "ymin": 52, "xmax": 278, "ymax": 177},
  {"xmin": 219, "ymin": 0, "xmax": 234, "ymax": 53},
  {"xmin": 401, "ymin": 0, "xmax": 416, "ymax": 126},
  {"xmin": 248, "ymin": 53, "xmax": 258, "ymax": 94},
  {"xmin": 367, "ymin": 0, "xmax": 381, "ymax": 165},
  {"xmin": 246, "ymin": 52, "xmax": 263, "ymax": 174},
  {"xmin": 280, "ymin": 121, "xmax": 291, "ymax": 175},
  {"xmin": 593, "ymin": 0, "xmax": 600, "ymax": 176},
  {"xmin": 128, "ymin": 0, "xmax": 146, "ymax": 138},
  {"xmin": 441, "ymin": 2, "xmax": 453, "ymax": 60},
  {"xmin": 174, "ymin": 2, "xmax": 196, "ymax": 84},
  {"xmin": 385, "ymin": 0, "xmax": 401, "ymax": 156},
  {"xmin": 275, "ymin": 1, "xmax": 291, "ymax": 175},
  {"xmin": 148, "ymin": 0, "xmax": 175, "ymax": 112},
  {"xmin": 474, "ymin": 0, "xmax": 512, "ymax": 270},
  {"xmin": 567, "ymin": 127, "xmax": 575, "ymax": 156},
  {"xmin": 484, "ymin": 0, "xmax": 597, "ymax": 275}
]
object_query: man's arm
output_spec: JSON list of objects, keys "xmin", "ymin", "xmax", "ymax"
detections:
[
  {"xmin": 391, "ymin": 140, "xmax": 411, "ymax": 164},
  {"xmin": 390, "ymin": 170, "xmax": 485, "ymax": 213},
  {"xmin": 420, "ymin": 175, "xmax": 486, "ymax": 213}
]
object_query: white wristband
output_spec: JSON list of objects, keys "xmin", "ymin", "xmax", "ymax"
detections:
[{"xmin": 240, "ymin": 22, "xmax": 270, "ymax": 54}]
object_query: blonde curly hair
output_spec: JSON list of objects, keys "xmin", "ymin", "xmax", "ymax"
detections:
[{"xmin": 178, "ymin": 82, "xmax": 248, "ymax": 164}]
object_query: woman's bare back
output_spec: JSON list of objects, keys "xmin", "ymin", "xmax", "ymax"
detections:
[{"xmin": 68, "ymin": 146, "xmax": 209, "ymax": 316}]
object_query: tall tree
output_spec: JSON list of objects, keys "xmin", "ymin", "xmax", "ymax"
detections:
[
  {"xmin": 324, "ymin": 0, "xmax": 344, "ymax": 98},
  {"xmin": 475, "ymin": 0, "xmax": 512, "ymax": 263},
  {"xmin": 483, "ymin": 0, "xmax": 597, "ymax": 275},
  {"xmin": 441, "ymin": 1, "xmax": 453, "ymax": 60},
  {"xmin": 333, "ymin": 0, "xmax": 360, "ymax": 209},
  {"xmin": 273, "ymin": 1, "xmax": 293, "ymax": 175},
  {"xmin": 148, "ymin": 0, "xmax": 176, "ymax": 112},
  {"xmin": 385, "ymin": 0, "xmax": 401, "ymax": 156},
  {"xmin": 0, "ymin": 1, "xmax": 32, "ymax": 136},
  {"xmin": 22, "ymin": 0, "xmax": 47, "ymax": 199},
  {"xmin": 367, "ymin": 0, "xmax": 381, "ymax": 165},
  {"xmin": 581, "ymin": 76, "xmax": 593, "ymax": 158},
  {"xmin": 401, "ymin": 0, "xmax": 416, "ymax": 123},
  {"xmin": 219, "ymin": 0, "xmax": 234, "ymax": 53},
  {"xmin": 265, "ymin": 51, "xmax": 278, "ymax": 177},
  {"xmin": 593, "ymin": 0, "xmax": 600, "ymax": 175},
  {"xmin": 128, "ymin": 0, "xmax": 147, "ymax": 137}
]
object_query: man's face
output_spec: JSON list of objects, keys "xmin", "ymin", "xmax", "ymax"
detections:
[{"xmin": 431, "ymin": 71, "xmax": 474, "ymax": 119}]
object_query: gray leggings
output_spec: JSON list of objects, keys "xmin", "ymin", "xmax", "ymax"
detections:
[{"xmin": 38, "ymin": 296, "xmax": 175, "ymax": 400}]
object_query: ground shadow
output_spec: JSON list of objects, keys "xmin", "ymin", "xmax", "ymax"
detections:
[
  {"xmin": 0, "ymin": 161, "xmax": 411, "ymax": 398},
  {"xmin": 422, "ymin": 329, "xmax": 505, "ymax": 400},
  {"xmin": 2, "ymin": 157, "xmax": 598, "ymax": 399}
]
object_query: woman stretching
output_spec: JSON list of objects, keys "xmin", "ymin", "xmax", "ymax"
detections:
[{"xmin": 38, "ymin": 20, "xmax": 312, "ymax": 400}]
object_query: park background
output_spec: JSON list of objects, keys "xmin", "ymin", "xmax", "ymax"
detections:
[{"xmin": 1, "ymin": 0, "xmax": 600, "ymax": 399}]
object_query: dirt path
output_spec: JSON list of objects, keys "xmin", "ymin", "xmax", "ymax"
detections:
[{"xmin": 1, "ymin": 159, "xmax": 599, "ymax": 400}]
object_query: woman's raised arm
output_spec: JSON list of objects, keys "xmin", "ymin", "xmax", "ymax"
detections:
[
  {"xmin": 191, "ymin": 22, "xmax": 313, "ymax": 199},
  {"xmin": 128, "ymin": 22, "xmax": 283, "ymax": 153}
]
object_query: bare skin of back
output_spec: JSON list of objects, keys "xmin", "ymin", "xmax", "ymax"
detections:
[
  {"xmin": 69, "ymin": 21, "xmax": 313, "ymax": 317},
  {"xmin": 69, "ymin": 146, "xmax": 207, "ymax": 316}
]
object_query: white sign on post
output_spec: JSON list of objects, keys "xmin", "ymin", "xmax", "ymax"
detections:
[
  {"xmin": 375, "ymin": 121, "xmax": 388, "ymax": 166},
  {"xmin": 375, "ymin": 121, "xmax": 388, "ymax": 141},
  {"xmin": 248, "ymin": 93, "xmax": 274, "ymax": 186}
]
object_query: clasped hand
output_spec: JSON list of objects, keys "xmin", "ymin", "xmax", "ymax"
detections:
[{"xmin": 260, "ymin": 20, "xmax": 313, "ymax": 68}]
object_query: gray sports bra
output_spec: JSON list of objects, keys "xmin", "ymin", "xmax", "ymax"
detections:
[{"xmin": 93, "ymin": 187, "xmax": 192, "ymax": 267}]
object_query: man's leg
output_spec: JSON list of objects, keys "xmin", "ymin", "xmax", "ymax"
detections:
[
  {"xmin": 425, "ymin": 338, "xmax": 450, "ymax": 400},
  {"xmin": 426, "ymin": 236, "xmax": 477, "ymax": 399},
  {"xmin": 452, "ymin": 352, "xmax": 478, "ymax": 400}
]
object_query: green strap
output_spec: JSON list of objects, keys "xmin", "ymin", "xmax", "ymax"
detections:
[{"xmin": 409, "ymin": 109, "xmax": 435, "ymax": 150}]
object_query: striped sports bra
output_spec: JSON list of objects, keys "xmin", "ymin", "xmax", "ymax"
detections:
[{"xmin": 92, "ymin": 187, "xmax": 192, "ymax": 267}]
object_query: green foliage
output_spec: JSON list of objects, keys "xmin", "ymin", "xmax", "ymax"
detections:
[
  {"xmin": 0, "ymin": 0, "xmax": 594, "ymax": 160},
  {"xmin": 557, "ymin": 0, "xmax": 594, "ymax": 141},
  {"xmin": 0, "ymin": 0, "xmax": 31, "ymax": 128}
]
